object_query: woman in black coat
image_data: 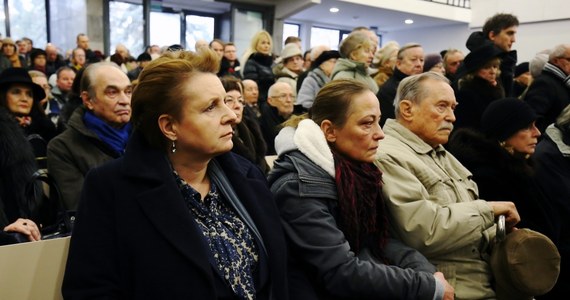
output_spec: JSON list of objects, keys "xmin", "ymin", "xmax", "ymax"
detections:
[
  {"xmin": 242, "ymin": 30, "xmax": 275, "ymax": 104},
  {"xmin": 0, "ymin": 106, "xmax": 42, "ymax": 244},
  {"xmin": 0, "ymin": 68, "xmax": 56, "ymax": 168},
  {"xmin": 454, "ymin": 44, "xmax": 505, "ymax": 132},
  {"xmin": 448, "ymin": 98, "xmax": 557, "ymax": 240},
  {"xmin": 62, "ymin": 50, "xmax": 288, "ymax": 299}
]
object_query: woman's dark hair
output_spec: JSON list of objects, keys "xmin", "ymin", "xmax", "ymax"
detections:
[
  {"xmin": 220, "ymin": 76, "xmax": 243, "ymax": 93},
  {"xmin": 131, "ymin": 49, "xmax": 220, "ymax": 151}
]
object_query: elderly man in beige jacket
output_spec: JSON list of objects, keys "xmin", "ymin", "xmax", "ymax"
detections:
[{"xmin": 375, "ymin": 72, "xmax": 520, "ymax": 300}]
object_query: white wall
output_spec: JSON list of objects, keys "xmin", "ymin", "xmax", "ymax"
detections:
[{"xmin": 382, "ymin": 23, "xmax": 471, "ymax": 55}]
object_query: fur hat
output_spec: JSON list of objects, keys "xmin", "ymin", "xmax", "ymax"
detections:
[
  {"xmin": 456, "ymin": 43, "xmax": 503, "ymax": 79},
  {"xmin": 312, "ymin": 50, "xmax": 340, "ymax": 69},
  {"xmin": 423, "ymin": 53, "xmax": 443, "ymax": 72},
  {"xmin": 481, "ymin": 98, "xmax": 537, "ymax": 141},
  {"xmin": 515, "ymin": 62, "xmax": 529, "ymax": 78},
  {"xmin": 2, "ymin": 37, "xmax": 15, "ymax": 46},
  {"xmin": 0, "ymin": 68, "xmax": 46, "ymax": 102},
  {"xmin": 280, "ymin": 43, "xmax": 302, "ymax": 61},
  {"xmin": 491, "ymin": 229, "xmax": 560, "ymax": 299}
]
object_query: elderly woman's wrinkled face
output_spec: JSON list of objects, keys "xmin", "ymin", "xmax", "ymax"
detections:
[
  {"xmin": 6, "ymin": 84, "xmax": 33, "ymax": 115},
  {"xmin": 326, "ymin": 90, "xmax": 384, "ymax": 163},
  {"xmin": 174, "ymin": 73, "xmax": 237, "ymax": 157},
  {"xmin": 224, "ymin": 89, "xmax": 244, "ymax": 125},
  {"xmin": 350, "ymin": 46, "xmax": 374, "ymax": 68},
  {"xmin": 505, "ymin": 121, "xmax": 541, "ymax": 155},
  {"xmin": 477, "ymin": 59, "xmax": 500, "ymax": 86}
]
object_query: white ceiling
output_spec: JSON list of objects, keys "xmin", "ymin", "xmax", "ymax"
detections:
[
  {"xmin": 287, "ymin": 0, "xmax": 467, "ymax": 32},
  {"xmin": 160, "ymin": 0, "xmax": 467, "ymax": 33}
]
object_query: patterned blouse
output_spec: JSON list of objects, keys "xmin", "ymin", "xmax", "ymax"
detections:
[{"xmin": 174, "ymin": 171, "xmax": 259, "ymax": 300}]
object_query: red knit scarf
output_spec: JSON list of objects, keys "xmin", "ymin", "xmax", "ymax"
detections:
[{"xmin": 332, "ymin": 149, "xmax": 389, "ymax": 260}]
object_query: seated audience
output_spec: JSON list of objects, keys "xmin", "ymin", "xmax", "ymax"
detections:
[
  {"xmin": 274, "ymin": 43, "xmax": 304, "ymax": 95},
  {"xmin": 47, "ymin": 62, "xmax": 132, "ymax": 210},
  {"xmin": 448, "ymin": 98, "xmax": 557, "ymax": 240},
  {"xmin": 2, "ymin": 38, "xmax": 25, "ymax": 68},
  {"xmin": 0, "ymin": 68, "xmax": 56, "ymax": 166},
  {"xmin": 217, "ymin": 42, "xmax": 241, "ymax": 78},
  {"xmin": 0, "ymin": 106, "xmax": 42, "ymax": 243},
  {"xmin": 127, "ymin": 52, "xmax": 152, "ymax": 82},
  {"xmin": 62, "ymin": 49, "xmax": 288, "ymax": 299},
  {"xmin": 377, "ymin": 43, "xmax": 424, "ymax": 126},
  {"xmin": 260, "ymin": 82, "xmax": 295, "ymax": 155},
  {"xmin": 533, "ymin": 105, "xmax": 570, "ymax": 299},
  {"xmin": 442, "ymin": 48, "xmax": 464, "ymax": 83},
  {"xmin": 375, "ymin": 72, "xmax": 520, "ymax": 299},
  {"xmin": 454, "ymin": 43, "xmax": 505, "ymax": 131},
  {"xmin": 268, "ymin": 79, "xmax": 454, "ymax": 300},
  {"xmin": 221, "ymin": 76, "xmax": 269, "ymax": 173},
  {"xmin": 372, "ymin": 41, "xmax": 399, "ymax": 89},
  {"xmin": 331, "ymin": 32, "xmax": 377, "ymax": 94},
  {"xmin": 524, "ymin": 44, "xmax": 570, "ymax": 133},
  {"xmin": 242, "ymin": 79, "xmax": 261, "ymax": 120},
  {"xmin": 423, "ymin": 53, "xmax": 445, "ymax": 75},
  {"xmin": 48, "ymin": 66, "xmax": 76, "ymax": 124},
  {"xmin": 28, "ymin": 49, "xmax": 48, "ymax": 75},
  {"xmin": 242, "ymin": 30, "xmax": 276, "ymax": 104},
  {"xmin": 296, "ymin": 50, "xmax": 340, "ymax": 111},
  {"xmin": 45, "ymin": 43, "xmax": 67, "ymax": 77}
]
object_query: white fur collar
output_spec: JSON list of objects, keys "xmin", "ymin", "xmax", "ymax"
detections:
[{"xmin": 294, "ymin": 119, "xmax": 335, "ymax": 177}]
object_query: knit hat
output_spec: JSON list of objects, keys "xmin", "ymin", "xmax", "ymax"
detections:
[
  {"xmin": 280, "ymin": 43, "xmax": 302, "ymax": 61},
  {"xmin": 312, "ymin": 50, "xmax": 340, "ymax": 69},
  {"xmin": 481, "ymin": 98, "xmax": 538, "ymax": 141},
  {"xmin": 515, "ymin": 62, "xmax": 529, "ymax": 78},
  {"xmin": 0, "ymin": 68, "xmax": 46, "ymax": 102},
  {"xmin": 491, "ymin": 229, "xmax": 560, "ymax": 299},
  {"xmin": 456, "ymin": 43, "xmax": 503, "ymax": 79},
  {"xmin": 423, "ymin": 53, "xmax": 443, "ymax": 72}
]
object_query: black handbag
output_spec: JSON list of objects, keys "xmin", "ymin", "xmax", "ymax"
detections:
[{"xmin": 31, "ymin": 170, "xmax": 75, "ymax": 239}]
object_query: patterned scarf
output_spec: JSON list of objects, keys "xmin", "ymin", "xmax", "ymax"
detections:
[
  {"xmin": 331, "ymin": 149, "xmax": 389, "ymax": 260},
  {"xmin": 543, "ymin": 62, "xmax": 570, "ymax": 89}
]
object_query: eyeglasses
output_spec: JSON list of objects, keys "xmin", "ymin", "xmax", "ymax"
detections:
[
  {"xmin": 224, "ymin": 96, "xmax": 245, "ymax": 106},
  {"xmin": 271, "ymin": 94, "xmax": 296, "ymax": 101}
]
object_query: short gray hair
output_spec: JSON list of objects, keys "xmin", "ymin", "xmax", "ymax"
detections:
[
  {"xmin": 81, "ymin": 62, "xmax": 123, "ymax": 99},
  {"xmin": 549, "ymin": 44, "xmax": 570, "ymax": 62},
  {"xmin": 393, "ymin": 72, "xmax": 450, "ymax": 117}
]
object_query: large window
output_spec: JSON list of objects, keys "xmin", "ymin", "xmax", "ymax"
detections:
[
  {"xmin": 310, "ymin": 27, "xmax": 340, "ymax": 50},
  {"xmin": 49, "ymin": 0, "xmax": 86, "ymax": 54},
  {"xmin": 0, "ymin": 1, "xmax": 5, "ymax": 38},
  {"xmin": 185, "ymin": 15, "xmax": 214, "ymax": 51},
  {"xmin": 151, "ymin": 11, "xmax": 181, "ymax": 50},
  {"xmin": 283, "ymin": 23, "xmax": 299, "ymax": 45},
  {"xmin": 7, "ymin": 0, "xmax": 47, "ymax": 46},
  {"xmin": 109, "ymin": 1, "xmax": 144, "ymax": 56}
]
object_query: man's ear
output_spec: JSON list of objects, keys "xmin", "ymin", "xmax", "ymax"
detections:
[
  {"xmin": 320, "ymin": 119, "xmax": 337, "ymax": 143},
  {"xmin": 81, "ymin": 91, "xmax": 93, "ymax": 110},
  {"xmin": 488, "ymin": 31, "xmax": 497, "ymax": 42},
  {"xmin": 158, "ymin": 114, "xmax": 177, "ymax": 141},
  {"xmin": 399, "ymin": 100, "xmax": 414, "ymax": 121}
]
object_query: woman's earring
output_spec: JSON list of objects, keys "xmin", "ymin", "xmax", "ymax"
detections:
[{"xmin": 171, "ymin": 140, "xmax": 177, "ymax": 153}]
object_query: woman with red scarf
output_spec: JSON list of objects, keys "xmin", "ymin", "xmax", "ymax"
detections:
[{"xmin": 268, "ymin": 79, "xmax": 454, "ymax": 300}]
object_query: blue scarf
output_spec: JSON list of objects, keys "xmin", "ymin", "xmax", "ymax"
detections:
[{"xmin": 83, "ymin": 111, "xmax": 131, "ymax": 156}]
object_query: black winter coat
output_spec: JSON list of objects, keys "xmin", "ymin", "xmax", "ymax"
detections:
[
  {"xmin": 448, "ymin": 128, "xmax": 558, "ymax": 241},
  {"xmin": 454, "ymin": 76, "xmax": 505, "ymax": 132},
  {"xmin": 243, "ymin": 53, "xmax": 275, "ymax": 104},
  {"xmin": 377, "ymin": 68, "xmax": 408, "ymax": 126},
  {"xmin": 524, "ymin": 67, "xmax": 570, "ymax": 134}
]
